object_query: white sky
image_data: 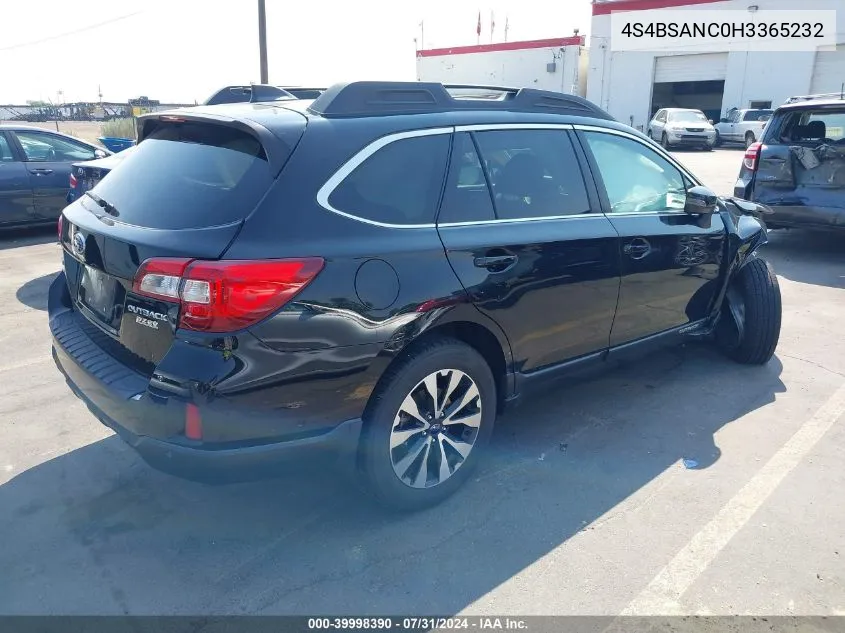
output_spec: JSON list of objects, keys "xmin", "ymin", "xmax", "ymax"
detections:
[{"xmin": 0, "ymin": 0, "xmax": 593, "ymax": 104}]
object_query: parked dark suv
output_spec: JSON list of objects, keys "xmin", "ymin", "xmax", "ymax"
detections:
[
  {"xmin": 50, "ymin": 82, "xmax": 782, "ymax": 510},
  {"xmin": 734, "ymin": 94, "xmax": 845, "ymax": 231}
]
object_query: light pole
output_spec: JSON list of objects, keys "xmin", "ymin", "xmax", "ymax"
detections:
[{"xmin": 258, "ymin": 0, "xmax": 268, "ymax": 84}]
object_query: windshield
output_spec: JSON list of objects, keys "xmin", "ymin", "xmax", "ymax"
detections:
[
  {"xmin": 743, "ymin": 110, "xmax": 773, "ymax": 121},
  {"xmin": 670, "ymin": 111, "xmax": 708, "ymax": 123},
  {"xmin": 90, "ymin": 122, "xmax": 274, "ymax": 230}
]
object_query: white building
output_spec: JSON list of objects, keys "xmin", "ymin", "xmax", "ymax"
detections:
[
  {"xmin": 416, "ymin": 36, "xmax": 589, "ymax": 96},
  {"xmin": 587, "ymin": 0, "xmax": 845, "ymax": 131}
]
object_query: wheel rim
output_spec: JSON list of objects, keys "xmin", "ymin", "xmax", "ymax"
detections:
[{"xmin": 389, "ymin": 369, "xmax": 482, "ymax": 489}]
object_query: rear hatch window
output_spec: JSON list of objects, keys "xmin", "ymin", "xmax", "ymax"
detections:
[{"xmin": 92, "ymin": 123, "xmax": 273, "ymax": 230}]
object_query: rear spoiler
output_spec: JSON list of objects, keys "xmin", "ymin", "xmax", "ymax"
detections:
[{"xmin": 135, "ymin": 110, "xmax": 296, "ymax": 175}]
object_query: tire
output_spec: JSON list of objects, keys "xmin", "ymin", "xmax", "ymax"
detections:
[
  {"xmin": 718, "ymin": 257, "xmax": 781, "ymax": 365},
  {"xmin": 661, "ymin": 132, "xmax": 671, "ymax": 149},
  {"xmin": 359, "ymin": 338, "xmax": 497, "ymax": 511},
  {"xmin": 745, "ymin": 132, "xmax": 756, "ymax": 149},
  {"xmin": 714, "ymin": 130, "xmax": 722, "ymax": 147}
]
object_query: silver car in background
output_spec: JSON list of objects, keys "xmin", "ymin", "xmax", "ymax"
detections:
[{"xmin": 647, "ymin": 108, "xmax": 717, "ymax": 151}]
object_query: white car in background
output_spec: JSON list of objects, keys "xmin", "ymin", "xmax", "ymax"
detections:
[
  {"xmin": 714, "ymin": 108, "xmax": 773, "ymax": 149},
  {"xmin": 647, "ymin": 108, "xmax": 717, "ymax": 151}
]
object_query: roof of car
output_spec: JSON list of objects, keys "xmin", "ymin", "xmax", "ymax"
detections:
[{"xmin": 150, "ymin": 81, "xmax": 622, "ymax": 140}]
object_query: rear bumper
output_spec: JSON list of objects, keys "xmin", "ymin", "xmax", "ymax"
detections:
[{"xmin": 48, "ymin": 274, "xmax": 362, "ymax": 483}]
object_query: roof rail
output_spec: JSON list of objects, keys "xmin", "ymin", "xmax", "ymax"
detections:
[
  {"xmin": 784, "ymin": 90, "xmax": 845, "ymax": 104},
  {"xmin": 306, "ymin": 81, "xmax": 613, "ymax": 120}
]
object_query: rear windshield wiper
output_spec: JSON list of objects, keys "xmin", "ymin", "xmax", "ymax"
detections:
[{"xmin": 84, "ymin": 191, "xmax": 119, "ymax": 217}]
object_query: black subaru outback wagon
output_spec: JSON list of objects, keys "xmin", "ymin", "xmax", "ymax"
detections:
[{"xmin": 50, "ymin": 82, "xmax": 781, "ymax": 510}]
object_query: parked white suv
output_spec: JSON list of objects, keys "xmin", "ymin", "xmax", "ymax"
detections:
[{"xmin": 714, "ymin": 108, "xmax": 773, "ymax": 149}]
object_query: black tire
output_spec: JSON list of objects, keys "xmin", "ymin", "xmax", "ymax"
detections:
[
  {"xmin": 359, "ymin": 338, "xmax": 496, "ymax": 511},
  {"xmin": 745, "ymin": 132, "xmax": 756, "ymax": 149},
  {"xmin": 718, "ymin": 257, "xmax": 781, "ymax": 365},
  {"xmin": 661, "ymin": 132, "xmax": 671, "ymax": 149},
  {"xmin": 714, "ymin": 130, "xmax": 722, "ymax": 147}
]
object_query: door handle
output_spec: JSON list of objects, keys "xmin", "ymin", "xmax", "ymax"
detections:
[
  {"xmin": 30, "ymin": 169, "xmax": 54, "ymax": 175},
  {"xmin": 473, "ymin": 254, "xmax": 517, "ymax": 272},
  {"xmin": 623, "ymin": 238, "xmax": 652, "ymax": 260}
]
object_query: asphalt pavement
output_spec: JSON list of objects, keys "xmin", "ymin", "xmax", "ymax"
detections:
[{"xmin": 0, "ymin": 148, "xmax": 843, "ymax": 616}]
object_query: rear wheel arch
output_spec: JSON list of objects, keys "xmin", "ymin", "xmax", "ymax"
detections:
[{"xmin": 366, "ymin": 319, "xmax": 510, "ymax": 422}]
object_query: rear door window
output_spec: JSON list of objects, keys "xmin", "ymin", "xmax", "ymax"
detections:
[
  {"xmin": 91, "ymin": 123, "xmax": 274, "ymax": 230},
  {"xmin": 328, "ymin": 133, "xmax": 450, "ymax": 225},
  {"xmin": 472, "ymin": 129, "xmax": 591, "ymax": 220},
  {"xmin": 437, "ymin": 132, "xmax": 496, "ymax": 224}
]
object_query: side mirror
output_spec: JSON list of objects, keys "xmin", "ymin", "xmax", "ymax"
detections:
[
  {"xmin": 684, "ymin": 185, "xmax": 718, "ymax": 215},
  {"xmin": 94, "ymin": 149, "xmax": 107, "ymax": 159}
]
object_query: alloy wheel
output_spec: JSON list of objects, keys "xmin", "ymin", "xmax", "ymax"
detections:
[{"xmin": 389, "ymin": 369, "xmax": 482, "ymax": 489}]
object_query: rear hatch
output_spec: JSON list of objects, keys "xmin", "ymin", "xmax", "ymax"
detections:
[
  {"xmin": 751, "ymin": 104, "xmax": 845, "ymax": 223},
  {"xmin": 60, "ymin": 108, "xmax": 306, "ymax": 369}
]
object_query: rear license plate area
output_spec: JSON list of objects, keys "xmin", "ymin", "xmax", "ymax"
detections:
[{"xmin": 78, "ymin": 265, "xmax": 121, "ymax": 328}]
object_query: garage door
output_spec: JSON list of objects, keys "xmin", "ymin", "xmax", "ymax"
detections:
[
  {"xmin": 810, "ymin": 45, "xmax": 845, "ymax": 94},
  {"xmin": 654, "ymin": 53, "xmax": 729, "ymax": 83}
]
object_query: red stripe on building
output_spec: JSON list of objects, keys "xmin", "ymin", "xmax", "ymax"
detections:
[
  {"xmin": 417, "ymin": 36, "xmax": 585, "ymax": 58},
  {"xmin": 592, "ymin": 0, "xmax": 725, "ymax": 16}
]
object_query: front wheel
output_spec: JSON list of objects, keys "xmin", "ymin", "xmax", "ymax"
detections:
[
  {"xmin": 661, "ymin": 132, "xmax": 671, "ymax": 149},
  {"xmin": 359, "ymin": 338, "xmax": 497, "ymax": 511},
  {"xmin": 716, "ymin": 258, "xmax": 781, "ymax": 365},
  {"xmin": 714, "ymin": 130, "xmax": 722, "ymax": 147}
]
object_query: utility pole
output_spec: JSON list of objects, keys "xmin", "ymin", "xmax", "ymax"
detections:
[{"xmin": 258, "ymin": 0, "xmax": 269, "ymax": 84}]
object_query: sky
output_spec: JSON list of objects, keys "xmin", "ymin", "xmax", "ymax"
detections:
[{"xmin": 0, "ymin": 0, "xmax": 593, "ymax": 105}]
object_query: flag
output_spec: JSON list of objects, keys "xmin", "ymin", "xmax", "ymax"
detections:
[{"xmin": 476, "ymin": 11, "xmax": 481, "ymax": 37}]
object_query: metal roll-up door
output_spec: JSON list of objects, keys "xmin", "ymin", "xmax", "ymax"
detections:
[
  {"xmin": 654, "ymin": 53, "xmax": 729, "ymax": 83},
  {"xmin": 810, "ymin": 45, "xmax": 845, "ymax": 94}
]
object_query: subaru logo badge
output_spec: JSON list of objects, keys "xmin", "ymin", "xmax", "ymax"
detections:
[{"xmin": 72, "ymin": 231, "xmax": 85, "ymax": 258}]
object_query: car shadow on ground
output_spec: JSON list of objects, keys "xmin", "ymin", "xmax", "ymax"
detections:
[
  {"xmin": 0, "ymin": 226, "xmax": 56, "ymax": 252},
  {"xmin": 763, "ymin": 229, "xmax": 845, "ymax": 290},
  {"xmin": 0, "ymin": 345, "xmax": 785, "ymax": 615},
  {"xmin": 16, "ymin": 271, "xmax": 59, "ymax": 311}
]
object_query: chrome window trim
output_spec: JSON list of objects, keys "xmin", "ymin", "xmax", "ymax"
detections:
[
  {"xmin": 454, "ymin": 123, "xmax": 575, "ymax": 132},
  {"xmin": 438, "ymin": 213, "xmax": 602, "ymax": 228},
  {"xmin": 572, "ymin": 124, "xmax": 702, "ymax": 187}
]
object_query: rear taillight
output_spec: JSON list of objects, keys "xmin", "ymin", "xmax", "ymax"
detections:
[
  {"xmin": 69, "ymin": 173, "xmax": 78, "ymax": 189},
  {"xmin": 744, "ymin": 142, "xmax": 762, "ymax": 171},
  {"xmin": 57, "ymin": 214, "xmax": 63, "ymax": 242},
  {"xmin": 133, "ymin": 257, "xmax": 324, "ymax": 333}
]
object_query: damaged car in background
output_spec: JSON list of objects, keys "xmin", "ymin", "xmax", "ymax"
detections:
[{"xmin": 735, "ymin": 94, "xmax": 845, "ymax": 231}]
